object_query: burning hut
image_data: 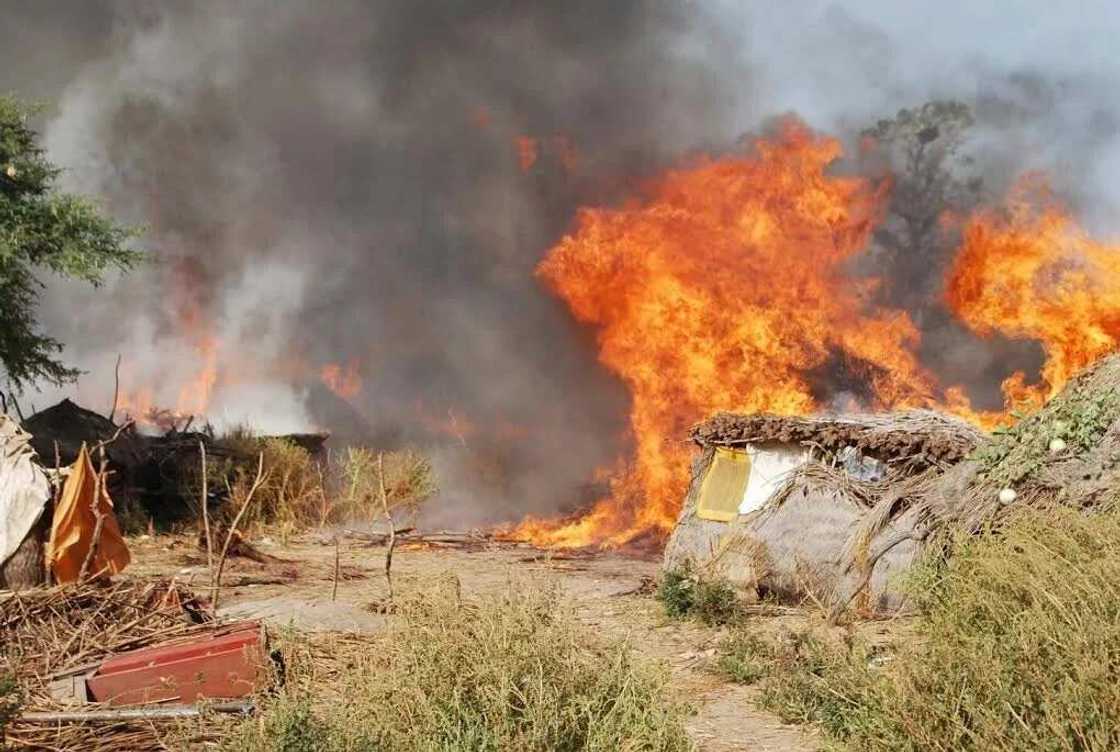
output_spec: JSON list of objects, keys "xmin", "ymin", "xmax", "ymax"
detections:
[
  {"xmin": 663, "ymin": 410, "xmax": 984, "ymax": 612},
  {"xmin": 20, "ymin": 398, "xmax": 331, "ymax": 532}
]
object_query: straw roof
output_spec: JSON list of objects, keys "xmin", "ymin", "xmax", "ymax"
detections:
[
  {"xmin": 690, "ymin": 410, "xmax": 985, "ymax": 468},
  {"xmin": 22, "ymin": 398, "xmax": 142, "ymax": 467}
]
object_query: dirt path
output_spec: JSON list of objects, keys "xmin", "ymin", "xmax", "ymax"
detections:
[{"xmin": 129, "ymin": 535, "xmax": 818, "ymax": 752}]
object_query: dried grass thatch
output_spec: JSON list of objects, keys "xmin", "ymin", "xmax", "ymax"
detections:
[{"xmin": 691, "ymin": 410, "xmax": 984, "ymax": 470}]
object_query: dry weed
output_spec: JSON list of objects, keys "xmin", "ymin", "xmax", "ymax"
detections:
[{"xmin": 224, "ymin": 578, "xmax": 692, "ymax": 752}]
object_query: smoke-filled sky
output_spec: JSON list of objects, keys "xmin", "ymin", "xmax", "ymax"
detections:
[{"xmin": 4, "ymin": 1, "xmax": 1120, "ymax": 525}]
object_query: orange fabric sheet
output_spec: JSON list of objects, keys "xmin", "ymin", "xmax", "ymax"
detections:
[{"xmin": 48, "ymin": 445, "xmax": 130, "ymax": 583}]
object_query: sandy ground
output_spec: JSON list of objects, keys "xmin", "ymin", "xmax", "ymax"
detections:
[{"xmin": 126, "ymin": 534, "xmax": 820, "ymax": 752}]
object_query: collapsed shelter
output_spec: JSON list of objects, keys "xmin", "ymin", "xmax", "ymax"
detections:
[{"xmin": 663, "ymin": 410, "xmax": 984, "ymax": 612}]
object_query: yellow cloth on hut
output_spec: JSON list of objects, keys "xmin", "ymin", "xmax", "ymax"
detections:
[
  {"xmin": 48, "ymin": 445, "xmax": 130, "ymax": 583},
  {"xmin": 695, "ymin": 447, "xmax": 751, "ymax": 522}
]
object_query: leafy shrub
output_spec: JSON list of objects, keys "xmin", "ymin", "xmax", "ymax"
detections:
[
  {"xmin": 657, "ymin": 564, "xmax": 741, "ymax": 626},
  {"xmin": 716, "ymin": 631, "xmax": 773, "ymax": 685},
  {"xmin": 225, "ymin": 580, "xmax": 691, "ymax": 752},
  {"xmin": 972, "ymin": 380, "xmax": 1120, "ymax": 488}
]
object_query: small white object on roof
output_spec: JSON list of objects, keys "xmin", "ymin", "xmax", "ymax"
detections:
[
  {"xmin": 1049, "ymin": 437, "xmax": 1067, "ymax": 453},
  {"xmin": 998, "ymin": 487, "xmax": 1017, "ymax": 505},
  {"xmin": 738, "ymin": 443, "xmax": 810, "ymax": 515},
  {"xmin": 0, "ymin": 415, "xmax": 51, "ymax": 565},
  {"xmin": 839, "ymin": 445, "xmax": 886, "ymax": 482}
]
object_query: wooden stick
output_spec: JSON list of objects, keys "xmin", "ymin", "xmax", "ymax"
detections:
[
  {"xmin": 331, "ymin": 536, "xmax": 341, "ymax": 602},
  {"xmin": 199, "ymin": 441, "xmax": 213, "ymax": 574},
  {"xmin": 19, "ymin": 700, "xmax": 254, "ymax": 723},
  {"xmin": 108, "ymin": 353, "xmax": 122, "ymax": 423},
  {"xmin": 210, "ymin": 452, "xmax": 266, "ymax": 614},
  {"xmin": 378, "ymin": 452, "xmax": 395, "ymax": 602},
  {"xmin": 76, "ymin": 445, "xmax": 107, "ymax": 583},
  {"xmin": 9, "ymin": 389, "xmax": 25, "ymax": 422}
]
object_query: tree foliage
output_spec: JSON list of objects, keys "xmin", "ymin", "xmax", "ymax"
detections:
[
  {"xmin": 0, "ymin": 95, "xmax": 141, "ymax": 389},
  {"xmin": 861, "ymin": 100, "xmax": 982, "ymax": 310}
]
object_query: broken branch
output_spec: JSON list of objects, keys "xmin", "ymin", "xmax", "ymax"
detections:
[{"xmin": 211, "ymin": 452, "xmax": 266, "ymax": 614}]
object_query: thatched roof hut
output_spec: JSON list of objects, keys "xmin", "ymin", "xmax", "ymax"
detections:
[
  {"xmin": 664, "ymin": 409, "xmax": 985, "ymax": 614},
  {"xmin": 22, "ymin": 399, "xmax": 144, "ymax": 468},
  {"xmin": 22, "ymin": 399, "xmax": 331, "ymax": 532}
]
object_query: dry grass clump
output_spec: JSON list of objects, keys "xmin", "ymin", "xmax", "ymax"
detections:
[
  {"xmin": 333, "ymin": 446, "xmax": 437, "ymax": 521},
  {"xmin": 224, "ymin": 578, "xmax": 692, "ymax": 752},
  {"xmin": 189, "ymin": 429, "xmax": 438, "ymax": 539},
  {"xmin": 248, "ymin": 438, "xmax": 328, "ymax": 537},
  {"xmin": 718, "ymin": 504, "xmax": 1120, "ymax": 751}
]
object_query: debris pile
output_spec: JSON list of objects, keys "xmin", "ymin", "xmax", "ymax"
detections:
[{"xmin": 1, "ymin": 580, "xmax": 262, "ymax": 750}]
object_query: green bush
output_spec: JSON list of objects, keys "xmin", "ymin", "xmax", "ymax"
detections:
[
  {"xmin": 716, "ymin": 632, "xmax": 773, "ymax": 685},
  {"xmin": 225, "ymin": 580, "xmax": 692, "ymax": 752},
  {"xmin": 657, "ymin": 564, "xmax": 741, "ymax": 626},
  {"xmin": 720, "ymin": 505, "xmax": 1120, "ymax": 751}
]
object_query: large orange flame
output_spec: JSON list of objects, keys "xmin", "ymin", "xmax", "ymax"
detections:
[
  {"xmin": 947, "ymin": 176, "xmax": 1120, "ymax": 409},
  {"xmin": 515, "ymin": 120, "xmax": 942, "ymax": 548},
  {"xmin": 513, "ymin": 125, "xmax": 1120, "ymax": 549}
]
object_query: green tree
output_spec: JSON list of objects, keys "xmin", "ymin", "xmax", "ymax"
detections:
[
  {"xmin": 860, "ymin": 100, "xmax": 981, "ymax": 312},
  {"xmin": 0, "ymin": 95, "xmax": 140, "ymax": 390}
]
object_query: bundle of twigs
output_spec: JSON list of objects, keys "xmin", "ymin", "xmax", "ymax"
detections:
[
  {"xmin": 0, "ymin": 579, "xmax": 240, "ymax": 750},
  {"xmin": 1, "ymin": 580, "xmax": 208, "ymax": 694}
]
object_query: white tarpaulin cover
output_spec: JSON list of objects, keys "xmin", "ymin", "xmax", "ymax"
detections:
[
  {"xmin": 0, "ymin": 414, "xmax": 50, "ymax": 565},
  {"xmin": 738, "ymin": 443, "xmax": 809, "ymax": 515}
]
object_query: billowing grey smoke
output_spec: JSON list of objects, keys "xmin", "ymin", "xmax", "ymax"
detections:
[
  {"xmin": 4, "ymin": 0, "xmax": 748, "ymax": 527},
  {"xmin": 4, "ymin": 1, "xmax": 1120, "ymax": 527}
]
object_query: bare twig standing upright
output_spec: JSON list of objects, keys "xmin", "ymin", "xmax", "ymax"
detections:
[
  {"xmin": 108, "ymin": 353, "xmax": 122, "ymax": 423},
  {"xmin": 211, "ymin": 452, "xmax": 266, "ymax": 614},
  {"xmin": 379, "ymin": 452, "xmax": 396, "ymax": 602},
  {"xmin": 331, "ymin": 536, "xmax": 341, "ymax": 602},
  {"xmin": 77, "ymin": 445, "xmax": 109, "ymax": 582},
  {"xmin": 199, "ymin": 441, "xmax": 213, "ymax": 573},
  {"xmin": 74, "ymin": 423, "xmax": 135, "ymax": 583}
]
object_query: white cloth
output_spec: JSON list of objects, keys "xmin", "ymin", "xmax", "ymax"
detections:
[
  {"xmin": 738, "ymin": 443, "xmax": 809, "ymax": 515},
  {"xmin": 0, "ymin": 414, "xmax": 50, "ymax": 565}
]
